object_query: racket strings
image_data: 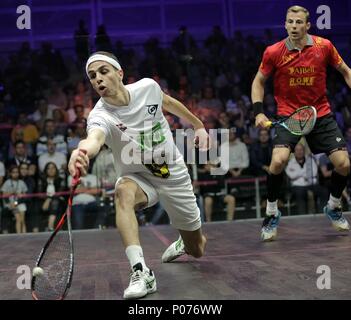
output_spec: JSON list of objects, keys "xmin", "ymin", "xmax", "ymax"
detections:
[
  {"xmin": 33, "ymin": 228, "xmax": 72, "ymax": 300},
  {"xmin": 286, "ymin": 109, "xmax": 315, "ymax": 135}
]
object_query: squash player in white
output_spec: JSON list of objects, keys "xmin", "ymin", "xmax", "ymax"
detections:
[{"xmin": 68, "ymin": 51, "xmax": 211, "ymax": 299}]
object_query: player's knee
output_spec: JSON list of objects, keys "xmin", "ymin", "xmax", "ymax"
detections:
[
  {"xmin": 271, "ymin": 157, "xmax": 288, "ymax": 172},
  {"xmin": 335, "ymin": 157, "xmax": 350, "ymax": 175},
  {"xmin": 115, "ymin": 184, "xmax": 137, "ymax": 209}
]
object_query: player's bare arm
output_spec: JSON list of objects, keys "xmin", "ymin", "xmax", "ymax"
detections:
[
  {"xmin": 162, "ymin": 93, "xmax": 211, "ymax": 150},
  {"xmin": 337, "ymin": 61, "xmax": 351, "ymax": 89},
  {"xmin": 251, "ymin": 70, "xmax": 270, "ymax": 128},
  {"xmin": 68, "ymin": 128, "xmax": 106, "ymax": 177},
  {"xmin": 162, "ymin": 93, "xmax": 203, "ymax": 129}
]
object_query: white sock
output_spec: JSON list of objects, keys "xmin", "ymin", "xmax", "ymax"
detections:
[
  {"xmin": 266, "ymin": 200, "xmax": 278, "ymax": 216},
  {"xmin": 125, "ymin": 245, "xmax": 149, "ymax": 272},
  {"xmin": 327, "ymin": 195, "xmax": 341, "ymax": 210}
]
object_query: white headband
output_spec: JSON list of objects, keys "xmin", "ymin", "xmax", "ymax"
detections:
[{"xmin": 85, "ymin": 54, "xmax": 122, "ymax": 76}]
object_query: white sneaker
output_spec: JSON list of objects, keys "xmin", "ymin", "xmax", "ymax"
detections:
[
  {"xmin": 161, "ymin": 236, "xmax": 186, "ymax": 263},
  {"xmin": 261, "ymin": 211, "xmax": 281, "ymax": 242},
  {"xmin": 324, "ymin": 206, "xmax": 350, "ymax": 231},
  {"xmin": 261, "ymin": 226, "xmax": 278, "ymax": 241},
  {"xmin": 123, "ymin": 264, "xmax": 157, "ymax": 299}
]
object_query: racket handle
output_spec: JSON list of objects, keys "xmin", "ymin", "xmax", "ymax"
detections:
[
  {"xmin": 73, "ymin": 149, "xmax": 87, "ymax": 180},
  {"xmin": 264, "ymin": 121, "xmax": 273, "ymax": 128}
]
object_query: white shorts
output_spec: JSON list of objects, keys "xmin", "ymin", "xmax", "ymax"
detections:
[{"xmin": 116, "ymin": 171, "xmax": 201, "ymax": 231}]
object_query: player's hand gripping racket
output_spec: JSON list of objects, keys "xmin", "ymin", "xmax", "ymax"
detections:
[
  {"xmin": 31, "ymin": 150, "xmax": 86, "ymax": 300},
  {"xmin": 265, "ymin": 106, "xmax": 317, "ymax": 136}
]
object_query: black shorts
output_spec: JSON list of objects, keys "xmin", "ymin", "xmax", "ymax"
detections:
[{"xmin": 273, "ymin": 113, "xmax": 346, "ymax": 155}]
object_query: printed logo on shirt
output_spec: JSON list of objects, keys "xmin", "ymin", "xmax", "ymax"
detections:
[
  {"xmin": 143, "ymin": 161, "xmax": 170, "ymax": 179},
  {"xmin": 138, "ymin": 122, "xmax": 165, "ymax": 151},
  {"xmin": 146, "ymin": 104, "xmax": 158, "ymax": 117},
  {"xmin": 336, "ymin": 137, "xmax": 342, "ymax": 142},
  {"xmin": 282, "ymin": 54, "xmax": 294, "ymax": 64},
  {"xmin": 289, "ymin": 77, "xmax": 315, "ymax": 86},
  {"xmin": 288, "ymin": 66, "xmax": 315, "ymax": 75}
]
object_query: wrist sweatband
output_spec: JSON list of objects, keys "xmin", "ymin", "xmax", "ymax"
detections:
[{"xmin": 253, "ymin": 102, "xmax": 264, "ymax": 116}]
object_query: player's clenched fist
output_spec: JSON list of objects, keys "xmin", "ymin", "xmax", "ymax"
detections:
[{"xmin": 68, "ymin": 149, "xmax": 89, "ymax": 177}]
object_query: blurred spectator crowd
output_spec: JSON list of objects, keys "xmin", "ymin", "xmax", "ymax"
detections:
[{"xmin": 1, "ymin": 23, "xmax": 351, "ymax": 234}]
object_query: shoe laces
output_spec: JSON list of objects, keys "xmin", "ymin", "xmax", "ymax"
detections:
[{"xmin": 130, "ymin": 270, "xmax": 142, "ymax": 284}]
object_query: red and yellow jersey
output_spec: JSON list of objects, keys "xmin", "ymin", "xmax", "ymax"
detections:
[{"xmin": 259, "ymin": 34, "xmax": 343, "ymax": 118}]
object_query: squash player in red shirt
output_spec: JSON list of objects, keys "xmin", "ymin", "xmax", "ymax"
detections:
[{"xmin": 251, "ymin": 5, "xmax": 351, "ymax": 241}]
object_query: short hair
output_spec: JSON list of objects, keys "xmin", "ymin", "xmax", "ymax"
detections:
[
  {"xmin": 15, "ymin": 140, "xmax": 25, "ymax": 147},
  {"xmin": 286, "ymin": 5, "xmax": 310, "ymax": 23},
  {"xmin": 89, "ymin": 51, "xmax": 121, "ymax": 69},
  {"xmin": 9, "ymin": 164, "xmax": 19, "ymax": 173}
]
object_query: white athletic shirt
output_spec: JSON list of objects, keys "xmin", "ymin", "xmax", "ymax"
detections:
[{"xmin": 87, "ymin": 78, "xmax": 188, "ymax": 180}]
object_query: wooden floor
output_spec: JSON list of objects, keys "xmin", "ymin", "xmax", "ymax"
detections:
[{"xmin": 1, "ymin": 213, "xmax": 351, "ymax": 300}]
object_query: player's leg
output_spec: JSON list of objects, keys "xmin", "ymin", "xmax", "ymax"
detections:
[
  {"xmin": 306, "ymin": 115, "xmax": 350, "ymax": 231},
  {"xmin": 159, "ymin": 175, "xmax": 205, "ymax": 262},
  {"xmin": 115, "ymin": 176, "xmax": 158, "ymax": 299},
  {"xmin": 115, "ymin": 177, "xmax": 148, "ymax": 247},
  {"xmin": 267, "ymin": 146, "xmax": 291, "ymax": 211},
  {"xmin": 261, "ymin": 120, "xmax": 300, "ymax": 241},
  {"xmin": 224, "ymin": 194, "xmax": 236, "ymax": 221},
  {"xmin": 261, "ymin": 146, "xmax": 291, "ymax": 241},
  {"xmin": 324, "ymin": 150, "xmax": 350, "ymax": 231}
]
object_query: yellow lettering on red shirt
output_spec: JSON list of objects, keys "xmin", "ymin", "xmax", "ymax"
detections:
[
  {"xmin": 289, "ymin": 76, "xmax": 315, "ymax": 86},
  {"xmin": 282, "ymin": 54, "xmax": 294, "ymax": 65},
  {"xmin": 288, "ymin": 66, "xmax": 315, "ymax": 75}
]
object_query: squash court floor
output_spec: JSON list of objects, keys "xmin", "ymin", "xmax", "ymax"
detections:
[{"xmin": 1, "ymin": 213, "xmax": 351, "ymax": 300}]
